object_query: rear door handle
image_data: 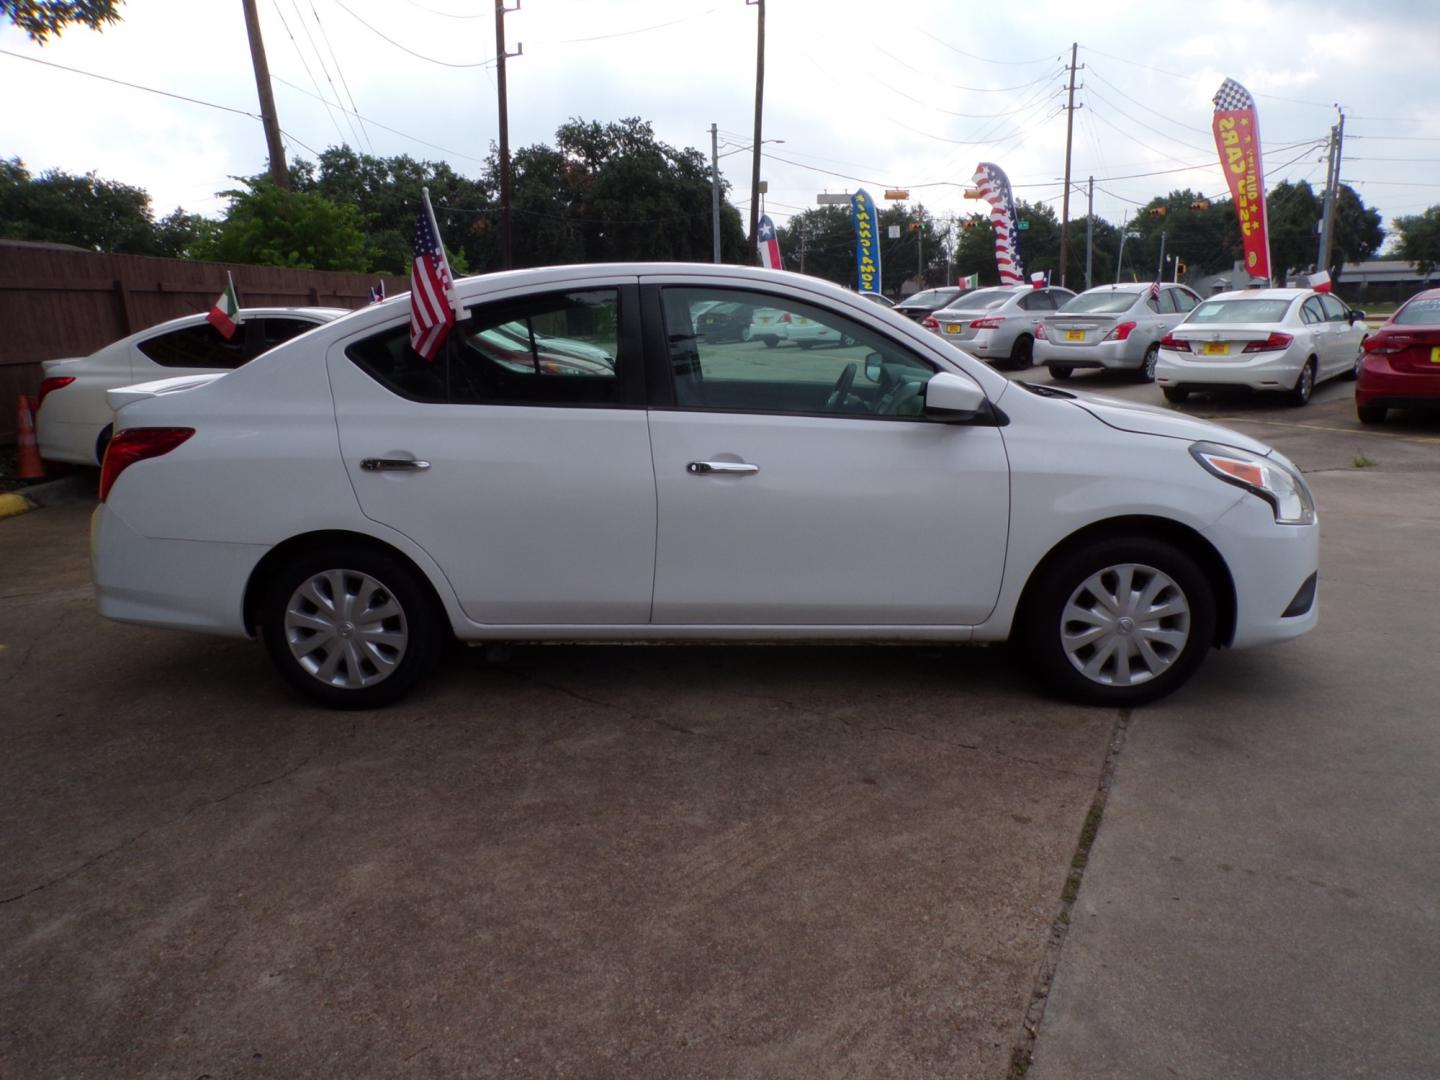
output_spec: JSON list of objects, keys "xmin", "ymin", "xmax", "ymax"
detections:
[
  {"xmin": 360, "ymin": 458, "xmax": 431, "ymax": 472},
  {"xmin": 687, "ymin": 461, "xmax": 759, "ymax": 475}
]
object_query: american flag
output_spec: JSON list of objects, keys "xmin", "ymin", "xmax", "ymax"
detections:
[
  {"xmin": 369, "ymin": 280, "xmax": 386, "ymax": 304},
  {"xmin": 971, "ymin": 162, "xmax": 1024, "ymax": 285},
  {"xmin": 410, "ymin": 193, "xmax": 459, "ymax": 362},
  {"xmin": 757, "ymin": 214, "xmax": 782, "ymax": 270},
  {"xmin": 1148, "ymin": 279, "xmax": 1161, "ymax": 301}
]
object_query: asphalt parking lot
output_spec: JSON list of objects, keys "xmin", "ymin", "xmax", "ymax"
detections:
[{"xmin": 3, "ymin": 370, "xmax": 1438, "ymax": 1078}]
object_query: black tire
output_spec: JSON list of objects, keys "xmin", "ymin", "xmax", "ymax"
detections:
[
  {"xmin": 1357, "ymin": 404, "xmax": 1387, "ymax": 425},
  {"xmin": 1162, "ymin": 386, "xmax": 1190, "ymax": 404},
  {"xmin": 259, "ymin": 544, "xmax": 443, "ymax": 709},
  {"xmin": 1021, "ymin": 537, "xmax": 1216, "ymax": 707},
  {"xmin": 95, "ymin": 423, "xmax": 114, "ymax": 465},
  {"xmin": 1137, "ymin": 343, "xmax": 1159, "ymax": 383},
  {"xmin": 1288, "ymin": 358, "xmax": 1317, "ymax": 407},
  {"xmin": 1009, "ymin": 334, "xmax": 1034, "ymax": 370},
  {"xmin": 1048, "ymin": 365, "xmax": 1073, "ymax": 382},
  {"xmin": 763, "ymin": 336, "xmax": 779, "ymax": 349},
  {"xmin": 1343, "ymin": 340, "xmax": 1365, "ymax": 380}
]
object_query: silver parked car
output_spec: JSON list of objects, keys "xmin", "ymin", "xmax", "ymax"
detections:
[
  {"xmin": 1036, "ymin": 283, "xmax": 1203, "ymax": 383},
  {"xmin": 923, "ymin": 285, "xmax": 1076, "ymax": 369}
]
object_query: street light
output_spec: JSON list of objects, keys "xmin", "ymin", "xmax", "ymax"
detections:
[{"xmin": 710, "ymin": 129, "xmax": 784, "ymax": 263}]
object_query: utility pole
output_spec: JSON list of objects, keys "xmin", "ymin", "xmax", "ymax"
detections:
[
  {"xmin": 241, "ymin": 0, "xmax": 288, "ymax": 189},
  {"xmin": 747, "ymin": 0, "xmax": 765, "ymax": 262},
  {"xmin": 494, "ymin": 1, "xmax": 521, "ymax": 270},
  {"xmin": 798, "ymin": 222, "xmax": 807, "ymax": 274},
  {"xmin": 710, "ymin": 123, "xmax": 722, "ymax": 263},
  {"xmin": 1115, "ymin": 211, "xmax": 1130, "ymax": 284},
  {"xmin": 917, "ymin": 223, "xmax": 924, "ymax": 284},
  {"xmin": 1085, "ymin": 176, "xmax": 1094, "ymax": 290},
  {"xmin": 1059, "ymin": 42, "xmax": 1079, "ymax": 288},
  {"xmin": 1319, "ymin": 109, "xmax": 1346, "ymax": 276},
  {"xmin": 1156, "ymin": 231, "xmax": 1166, "ymax": 284}
]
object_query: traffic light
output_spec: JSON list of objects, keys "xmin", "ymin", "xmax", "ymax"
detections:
[
  {"xmin": 1176, "ymin": 260, "xmax": 1188, "ymax": 277},
  {"xmin": 1148, "ymin": 206, "xmax": 1168, "ymax": 219},
  {"xmin": 961, "ymin": 220, "xmax": 978, "ymax": 231},
  {"xmin": 1189, "ymin": 199, "xmax": 1211, "ymax": 211},
  {"xmin": 908, "ymin": 222, "xmax": 930, "ymax": 233}
]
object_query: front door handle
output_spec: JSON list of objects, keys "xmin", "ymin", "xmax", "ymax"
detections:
[
  {"xmin": 687, "ymin": 461, "xmax": 759, "ymax": 475},
  {"xmin": 360, "ymin": 458, "xmax": 431, "ymax": 472}
]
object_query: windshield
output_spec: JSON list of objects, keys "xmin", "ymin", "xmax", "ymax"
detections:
[
  {"xmin": 1187, "ymin": 298, "xmax": 1294, "ymax": 324},
  {"xmin": 902, "ymin": 288, "xmax": 960, "ymax": 308},
  {"xmin": 1060, "ymin": 290, "xmax": 1142, "ymax": 315},
  {"xmin": 947, "ymin": 288, "xmax": 1013, "ymax": 311},
  {"xmin": 1394, "ymin": 297, "xmax": 1440, "ymax": 326}
]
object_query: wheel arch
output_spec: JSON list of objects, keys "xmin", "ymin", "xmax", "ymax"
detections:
[
  {"xmin": 243, "ymin": 529, "xmax": 454, "ymax": 638},
  {"xmin": 1014, "ymin": 515, "xmax": 1237, "ymax": 648}
]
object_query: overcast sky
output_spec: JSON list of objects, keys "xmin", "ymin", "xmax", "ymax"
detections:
[{"xmin": 3, "ymin": 0, "xmax": 1438, "ymax": 254}]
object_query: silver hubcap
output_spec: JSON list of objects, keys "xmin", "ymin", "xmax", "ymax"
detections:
[
  {"xmin": 1060, "ymin": 563, "xmax": 1191, "ymax": 687},
  {"xmin": 284, "ymin": 569, "xmax": 408, "ymax": 689}
]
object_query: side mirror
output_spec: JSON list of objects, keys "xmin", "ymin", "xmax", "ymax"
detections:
[
  {"xmin": 923, "ymin": 371, "xmax": 987, "ymax": 420},
  {"xmin": 864, "ymin": 351, "xmax": 883, "ymax": 383},
  {"xmin": 1349, "ymin": 309, "xmax": 1367, "ymax": 322}
]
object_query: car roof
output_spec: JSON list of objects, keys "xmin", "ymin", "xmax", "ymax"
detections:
[{"xmin": 1204, "ymin": 288, "xmax": 1310, "ymax": 302}]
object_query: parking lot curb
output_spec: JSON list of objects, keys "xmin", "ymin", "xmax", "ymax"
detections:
[{"xmin": 0, "ymin": 492, "xmax": 37, "ymax": 520}]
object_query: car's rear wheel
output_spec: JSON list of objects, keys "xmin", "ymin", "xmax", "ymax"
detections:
[
  {"xmin": 1048, "ymin": 365, "xmax": 1072, "ymax": 381},
  {"xmin": 260, "ymin": 545, "xmax": 441, "ymax": 709},
  {"xmin": 1162, "ymin": 386, "xmax": 1190, "ymax": 404},
  {"xmin": 1288, "ymin": 358, "xmax": 1317, "ymax": 407},
  {"xmin": 1137, "ymin": 343, "xmax": 1160, "ymax": 383},
  {"xmin": 1023, "ymin": 537, "xmax": 1216, "ymax": 707},
  {"xmin": 1009, "ymin": 334, "xmax": 1034, "ymax": 370},
  {"xmin": 1357, "ymin": 403, "xmax": 1387, "ymax": 425},
  {"xmin": 95, "ymin": 423, "xmax": 114, "ymax": 465}
]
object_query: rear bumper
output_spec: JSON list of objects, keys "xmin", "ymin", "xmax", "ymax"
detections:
[
  {"xmin": 1035, "ymin": 337, "xmax": 1146, "ymax": 370},
  {"xmin": 91, "ymin": 504, "xmax": 264, "ymax": 637},
  {"xmin": 1355, "ymin": 355, "xmax": 1440, "ymax": 408},
  {"xmin": 1156, "ymin": 348, "xmax": 1304, "ymax": 391}
]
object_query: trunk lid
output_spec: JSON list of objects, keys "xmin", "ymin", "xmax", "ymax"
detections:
[
  {"xmin": 107, "ymin": 373, "xmax": 226, "ymax": 412},
  {"xmin": 1370, "ymin": 327, "xmax": 1440, "ymax": 374}
]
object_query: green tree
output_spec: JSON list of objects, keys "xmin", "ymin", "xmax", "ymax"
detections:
[
  {"xmin": 1394, "ymin": 206, "xmax": 1440, "ymax": 275},
  {"xmin": 197, "ymin": 179, "xmax": 367, "ymax": 271},
  {"xmin": 0, "ymin": 156, "xmax": 158, "ymax": 252},
  {"xmin": 152, "ymin": 207, "xmax": 218, "ymax": 259},
  {"xmin": 4, "ymin": 0, "xmax": 121, "ymax": 42},
  {"xmin": 1329, "ymin": 183, "xmax": 1384, "ymax": 271}
]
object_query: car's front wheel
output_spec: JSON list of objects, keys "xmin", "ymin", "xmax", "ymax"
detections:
[
  {"xmin": 260, "ymin": 545, "xmax": 442, "ymax": 709},
  {"xmin": 1022, "ymin": 537, "xmax": 1216, "ymax": 707}
]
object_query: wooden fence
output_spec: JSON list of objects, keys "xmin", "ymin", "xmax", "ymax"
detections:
[{"xmin": 0, "ymin": 242, "xmax": 408, "ymax": 444}]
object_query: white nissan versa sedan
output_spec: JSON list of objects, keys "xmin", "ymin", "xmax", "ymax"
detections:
[{"xmin": 92, "ymin": 264, "xmax": 1320, "ymax": 709}]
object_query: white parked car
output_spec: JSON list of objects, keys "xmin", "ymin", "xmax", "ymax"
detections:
[
  {"xmin": 1155, "ymin": 288, "xmax": 1367, "ymax": 406},
  {"xmin": 36, "ymin": 307, "xmax": 345, "ymax": 465},
  {"xmin": 744, "ymin": 306, "xmax": 856, "ymax": 348},
  {"xmin": 923, "ymin": 285, "xmax": 1076, "ymax": 369},
  {"xmin": 1037, "ymin": 283, "xmax": 1202, "ymax": 383},
  {"xmin": 92, "ymin": 264, "xmax": 1319, "ymax": 710}
]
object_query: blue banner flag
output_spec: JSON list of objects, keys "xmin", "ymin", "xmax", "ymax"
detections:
[{"xmin": 850, "ymin": 189, "xmax": 881, "ymax": 294}]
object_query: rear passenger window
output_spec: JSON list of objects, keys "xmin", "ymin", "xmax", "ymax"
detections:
[
  {"xmin": 252, "ymin": 317, "xmax": 319, "ymax": 358},
  {"xmin": 138, "ymin": 323, "xmax": 249, "ymax": 369},
  {"xmin": 346, "ymin": 289, "xmax": 625, "ymax": 407},
  {"xmin": 1172, "ymin": 289, "xmax": 1199, "ymax": 313}
]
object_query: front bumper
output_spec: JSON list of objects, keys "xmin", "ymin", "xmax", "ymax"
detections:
[{"xmin": 1201, "ymin": 493, "xmax": 1319, "ymax": 649}]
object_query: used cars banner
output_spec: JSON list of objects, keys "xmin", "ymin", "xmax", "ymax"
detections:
[{"xmin": 1211, "ymin": 78, "xmax": 1272, "ymax": 283}]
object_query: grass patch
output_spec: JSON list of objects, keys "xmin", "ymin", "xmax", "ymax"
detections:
[{"xmin": 1353, "ymin": 454, "xmax": 1377, "ymax": 469}]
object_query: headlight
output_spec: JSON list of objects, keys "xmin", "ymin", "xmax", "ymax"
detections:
[{"xmin": 1190, "ymin": 441, "xmax": 1316, "ymax": 525}]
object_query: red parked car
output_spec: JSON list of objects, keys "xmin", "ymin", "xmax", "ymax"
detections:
[{"xmin": 1356, "ymin": 288, "xmax": 1440, "ymax": 424}]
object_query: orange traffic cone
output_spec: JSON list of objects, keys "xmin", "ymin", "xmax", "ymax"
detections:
[{"xmin": 16, "ymin": 395, "xmax": 45, "ymax": 480}]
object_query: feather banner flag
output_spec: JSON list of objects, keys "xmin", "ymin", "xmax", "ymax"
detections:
[
  {"xmin": 1212, "ymin": 78, "xmax": 1272, "ymax": 283},
  {"xmin": 971, "ymin": 163, "xmax": 1024, "ymax": 285},
  {"xmin": 850, "ymin": 189, "xmax": 882, "ymax": 294},
  {"xmin": 756, "ymin": 214, "xmax": 782, "ymax": 270}
]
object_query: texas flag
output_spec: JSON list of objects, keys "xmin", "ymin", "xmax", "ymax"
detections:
[
  {"xmin": 1308, "ymin": 270, "xmax": 1333, "ymax": 293},
  {"xmin": 757, "ymin": 214, "xmax": 782, "ymax": 270},
  {"xmin": 1030, "ymin": 270, "xmax": 1048, "ymax": 289}
]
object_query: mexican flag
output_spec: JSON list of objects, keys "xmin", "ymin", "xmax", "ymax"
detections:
[
  {"xmin": 958, "ymin": 272, "xmax": 979, "ymax": 289},
  {"xmin": 207, "ymin": 272, "xmax": 240, "ymax": 339}
]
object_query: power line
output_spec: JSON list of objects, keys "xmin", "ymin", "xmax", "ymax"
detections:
[
  {"xmin": 289, "ymin": 0, "xmax": 364, "ymax": 149},
  {"xmin": 544, "ymin": 7, "xmax": 720, "ymax": 45},
  {"xmin": 333, "ymin": 0, "xmax": 497, "ymax": 67},
  {"xmin": 916, "ymin": 28, "xmax": 1060, "ymax": 66},
  {"xmin": 309, "ymin": 0, "xmax": 373, "ymax": 152},
  {"xmin": 269, "ymin": 0, "xmax": 351, "ymax": 149},
  {"xmin": 0, "ymin": 47, "xmax": 259, "ymax": 118},
  {"xmin": 1085, "ymin": 66, "xmax": 1213, "ymax": 136}
]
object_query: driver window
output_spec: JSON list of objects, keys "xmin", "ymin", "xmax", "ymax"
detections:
[{"xmin": 660, "ymin": 287, "xmax": 935, "ymax": 418}]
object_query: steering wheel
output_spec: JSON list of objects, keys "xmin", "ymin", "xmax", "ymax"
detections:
[{"xmin": 825, "ymin": 362, "xmax": 858, "ymax": 412}]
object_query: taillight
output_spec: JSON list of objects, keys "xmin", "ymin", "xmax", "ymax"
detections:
[
  {"xmin": 1241, "ymin": 332, "xmax": 1293, "ymax": 353},
  {"xmin": 1034, "ymin": 323, "xmax": 1047, "ymax": 340},
  {"xmin": 969, "ymin": 316, "xmax": 1006, "ymax": 330},
  {"xmin": 1159, "ymin": 334, "xmax": 1190, "ymax": 353},
  {"xmin": 921, "ymin": 316, "xmax": 939, "ymax": 330},
  {"xmin": 1103, "ymin": 320, "xmax": 1137, "ymax": 342},
  {"xmin": 37, "ymin": 376, "xmax": 75, "ymax": 410},
  {"xmin": 1364, "ymin": 334, "xmax": 1410, "ymax": 355},
  {"xmin": 98, "ymin": 427, "xmax": 195, "ymax": 502},
  {"xmin": 780, "ymin": 312, "xmax": 793, "ymax": 323}
]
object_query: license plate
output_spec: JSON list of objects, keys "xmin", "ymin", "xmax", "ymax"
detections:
[
  {"xmin": 1201, "ymin": 342, "xmax": 1230, "ymax": 356},
  {"xmin": 945, "ymin": 323, "xmax": 963, "ymax": 334},
  {"xmin": 1431, "ymin": 346, "xmax": 1440, "ymax": 364},
  {"xmin": 1065, "ymin": 329, "xmax": 1085, "ymax": 342}
]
